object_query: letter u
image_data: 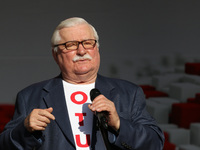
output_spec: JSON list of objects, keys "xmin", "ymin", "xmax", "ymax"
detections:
[{"xmin": 75, "ymin": 134, "xmax": 90, "ymax": 147}]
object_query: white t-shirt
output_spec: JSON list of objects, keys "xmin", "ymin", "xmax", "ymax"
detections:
[{"xmin": 63, "ymin": 80, "xmax": 95, "ymax": 150}]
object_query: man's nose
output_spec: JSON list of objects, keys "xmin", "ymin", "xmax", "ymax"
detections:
[{"xmin": 76, "ymin": 44, "xmax": 87, "ymax": 55}]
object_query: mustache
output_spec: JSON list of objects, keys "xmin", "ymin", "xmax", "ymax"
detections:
[{"xmin": 73, "ymin": 54, "xmax": 92, "ymax": 62}]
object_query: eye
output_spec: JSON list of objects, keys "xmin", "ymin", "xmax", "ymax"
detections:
[
  {"xmin": 57, "ymin": 45, "xmax": 66, "ymax": 50},
  {"xmin": 84, "ymin": 41, "xmax": 92, "ymax": 45},
  {"xmin": 83, "ymin": 40, "xmax": 96, "ymax": 48},
  {"xmin": 66, "ymin": 42, "xmax": 76, "ymax": 47},
  {"xmin": 66, "ymin": 42, "xmax": 78, "ymax": 49}
]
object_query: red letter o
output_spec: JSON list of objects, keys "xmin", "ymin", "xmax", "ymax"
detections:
[{"xmin": 71, "ymin": 91, "xmax": 88, "ymax": 104}]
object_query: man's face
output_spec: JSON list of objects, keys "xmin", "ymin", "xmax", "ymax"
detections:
[{"xmin": 52, "ymin": 24, "xmax": 100, "ymax": 83}]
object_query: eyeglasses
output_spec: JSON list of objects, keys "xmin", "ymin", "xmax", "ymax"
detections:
[{"xmin": 54, "ymin": 39, "xmax": 97, "ymax": 51}]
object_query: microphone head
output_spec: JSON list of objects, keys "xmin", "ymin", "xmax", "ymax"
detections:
[{"xmin": 90, "ymin": 88, "xmax": 101, "ymax": 101}]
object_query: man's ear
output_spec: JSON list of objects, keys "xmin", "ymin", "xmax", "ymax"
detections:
[{"xmin": 52, "ymin": 48, "xmax": 59, "ymax": 64}]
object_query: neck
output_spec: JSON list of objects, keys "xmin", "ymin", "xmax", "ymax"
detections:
[{"xmin": 61, "ymin": 72, "xmax": 97, "ymax": 84}]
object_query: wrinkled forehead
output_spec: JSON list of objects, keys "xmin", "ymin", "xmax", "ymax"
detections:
[{"xmin": 59, "ymin": 24, "xmax": 95, "ymax": 41}]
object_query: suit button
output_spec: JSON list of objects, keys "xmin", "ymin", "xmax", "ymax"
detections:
[
  {"xmin": 121, "ymin": 142, "xmax": 132, "ymax": 149},
  {"xmin": 121, "ymin": 142, "xmax": 126, "ymax": 146}
]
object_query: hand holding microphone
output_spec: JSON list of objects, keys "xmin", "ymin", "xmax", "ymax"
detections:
[
  {"xmin": 90, "ymin": 89, "xmax": 109, "ymax": 129},
  {"xmin": 89, "ymin": 89, "xmax": 120, "ymax": 131}
]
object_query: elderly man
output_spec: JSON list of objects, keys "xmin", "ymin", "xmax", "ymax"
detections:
[{"xmin": 0, "ymin": 17, "xmax": 164, "ymax": 150}]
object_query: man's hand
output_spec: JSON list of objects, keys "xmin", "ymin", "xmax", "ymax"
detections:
[
  {"xmin": 88, "ymin": 95, "xmax": 120, "ymax": 131},
  {"xmin": 24, "ymin": 107, "xmax": 55, "ymax": 133}
]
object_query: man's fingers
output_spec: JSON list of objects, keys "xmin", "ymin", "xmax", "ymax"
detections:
[
  {"xmin": 90, "ymin": 95, "xmax": 111, "ymax": 112},
  {"xmin": 37, "ymin": 115, "xmax": 51, "ymax": 124},
  {"xmin": 31, "ymin": 121, "xmax": 47, "ymax": 131},
  {"xmin": 89, "ymin": 95, "xmax": 120, "ymax": 130},
  {"xmin": 24, "ymin": 108, "xmax": 56, "ymax": 133},
  {"xmin": 46, "ymin": 107, "xmax": 56, "ymax": 120},
  {"xmin": 46, "ymin": 107, "xmax": 53, "ymax": 113},
  {"xmin": 38, "ymin": 108, "xmax": 55, "ymax": 120}
]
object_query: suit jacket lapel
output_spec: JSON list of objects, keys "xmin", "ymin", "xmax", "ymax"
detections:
[
  {"xmin": 42, "ymin": 76, "xmax": 75, "ymax": 148},
  {"xmin": 95, "ymin": 74, "xmax": 115, "ymax": 100}
]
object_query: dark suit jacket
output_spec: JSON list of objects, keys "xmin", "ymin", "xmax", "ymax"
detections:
[{"xmin": 0, "ymin": 74, "xmax": 164, "ymax": 150}]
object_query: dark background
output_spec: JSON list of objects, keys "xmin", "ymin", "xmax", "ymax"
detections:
[{"xmin": 1, "ymin": 0, "xmax": 200, "ymax": 103}]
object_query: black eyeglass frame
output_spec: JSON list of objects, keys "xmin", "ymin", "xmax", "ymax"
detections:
[{"xmin": 54, "ymin": 39, "xmax": 97, "ymax": 50}]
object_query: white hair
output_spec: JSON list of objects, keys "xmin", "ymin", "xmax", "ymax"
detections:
[{"xmin": 51, "ymin": 17, "xmax": 99, "ymax": 52}]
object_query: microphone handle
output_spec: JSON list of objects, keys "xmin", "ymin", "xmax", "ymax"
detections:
[
  {"xmin": 90, "ymin": 89, "xmax": 108, "ymax": 129},
  {"xmin": 97, "ymin": 111, "xmax": 108, "ymax": 129},
  {"xmin": 90, "ymin": 89, "xmax": 111, "ymax": 150}
]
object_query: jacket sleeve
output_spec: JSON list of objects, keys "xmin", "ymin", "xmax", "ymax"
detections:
[
  {"xmin": 113, "ymin": 86, "xmax": 165, "ymax": 150},
  {"xmin": 0, "ymin": 92, "xmax": 43, "ymax": 150}
]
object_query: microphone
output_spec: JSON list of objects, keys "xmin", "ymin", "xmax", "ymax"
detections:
[{"xmin": 90, "ymin": 88, "xmax": 108, "ymax": 129}]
